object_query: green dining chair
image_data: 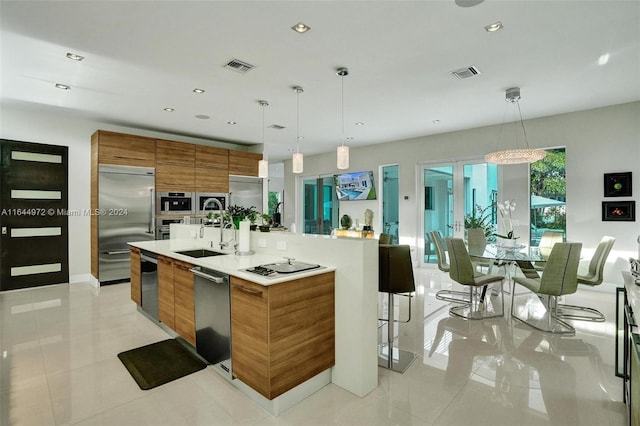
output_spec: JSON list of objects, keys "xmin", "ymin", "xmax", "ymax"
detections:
[
  {"xmin": 557, "ymin": 236, "xmax": 615, "ymax": 322},
  {"xmin": 431, "ymin": 231, "xmax": 470, "ymax": 304},
  {"xmin": 445, "ymin": 237, "xmax": 505, "ymax": 320},
  {"xmin": 379, "ymin": 233, "xmax": 393, "ymax": 245},
  {"xmin": 511, "ymin": 242, "xmax": 582, "ymax": 334}
]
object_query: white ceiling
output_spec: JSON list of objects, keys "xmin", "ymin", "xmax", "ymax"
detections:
[{"xmin": 1, "ymin": 1, "xmax": 639, "ymax": 162}]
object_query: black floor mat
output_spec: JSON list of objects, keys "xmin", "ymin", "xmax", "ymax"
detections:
[{"xmin": 117, "ymin": 339, "xmax": 206, "ymax": 390}]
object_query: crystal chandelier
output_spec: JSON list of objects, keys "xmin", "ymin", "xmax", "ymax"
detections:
[{"xmin": 485, "ymin": 87, "xmax": 546, "ymax": 165}]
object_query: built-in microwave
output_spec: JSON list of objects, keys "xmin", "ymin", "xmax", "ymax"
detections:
[
  {"xmin": 195, "ymin": 193, "xmax": 228, "ymax": 215},
  {"xmin": 157, "ymin": 192, "xmax": 194, "ymax": 215}
]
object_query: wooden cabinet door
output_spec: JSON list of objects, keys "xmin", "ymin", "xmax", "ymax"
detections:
[
  {"xmin": 156, "ymin": 163, "xmax": 195, "ymax": 192},
  {"xmin": 195, "ymin": 168, "xmax": 229, "ymax": 192},
  {"xmin": 173, "ymin": 260, "xmax": 196, "ymax": 345},
  {"xmin": 230, "ymin": 272, "xmax": 335, "ymax": 400},
  {"xmin": 228, "ymin": 151, "xmax": 262, "ymax": 177},
  {"xmin": 157, "ymin": 255, "xmax": 175, "ymax": 329},
  {"xmin": 269, "ymin": 272, "xmax": 335, "ymax": 398},
  {"xmin": 93, "ymin": 130, "xmax": 155, "ymax": 167},
  {"xmin": 230, "ymin": 277, "xmax": 269, "ymax": 397},
  {"xmin": 156, "ymin": 139, "xmax": 195, "ymax": 166},
  {"xmin": 195, "ymin": 145, "xmax": 229, "ymax": 192},
  {"xmin": 130, "ymin": 247, "xmax": 141, "ymax": 305}
]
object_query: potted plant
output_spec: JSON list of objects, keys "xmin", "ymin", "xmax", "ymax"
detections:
[
  {"xmin": 247, "ymin": 210, "xmax": 259, "ymax": 230},
  {"xmin": 259, "ymin": 213, "xmax": 271, "ymax": 232},
  {"xmin": 227, "ymin": 205, "xmax": 258, "ymax": 229}
]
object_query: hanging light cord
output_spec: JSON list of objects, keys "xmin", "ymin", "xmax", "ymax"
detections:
[
  {"xmin": 341, "ymin": 73, "xmax": 345, "ymax": 147},
  {"xmin": 296, "ymin": 89, "xmax": 300, "ymax": 153},
  {"xmin": 516, "ymin": 100, "xmax": 531, "ymax": 149}
]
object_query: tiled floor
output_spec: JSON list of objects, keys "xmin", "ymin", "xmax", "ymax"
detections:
[{"xmin": 0, "ymin": 268, "xmax": 627, "ymax": 426}]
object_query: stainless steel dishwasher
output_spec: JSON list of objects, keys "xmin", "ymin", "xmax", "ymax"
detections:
[
  {"xmin": 190, "ymin": 266, "xmax": 232, "ymax": 379},
  {"xmin": 140, "ymin": 251, "xmax": 158, "ymax": 321}
]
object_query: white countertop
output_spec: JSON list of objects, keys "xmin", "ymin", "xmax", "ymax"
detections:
[
  {"xmin": 128, "ymin": 239, "xmax": 335, "ymax": 286},
  {"xmin": 623, "ymin": 271, "xmax": 640, "ymax": 315}
]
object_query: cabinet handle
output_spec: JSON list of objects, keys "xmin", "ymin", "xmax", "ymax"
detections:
[
  {"xmin": 235, "ymin": 285, "xmax": 262, "ymax": 296},
  {"xmin": 159, "ymin": 258, "xmax": 172, "ymax": 265},
  {"xmin": 175, "ymin": 264, "xmax": 192, "ymax": 271}
]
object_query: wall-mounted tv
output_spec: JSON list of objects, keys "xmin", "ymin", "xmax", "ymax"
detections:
[{"xmin": 334, "ymin": 171, "xmax": 377, "ymax": 201}]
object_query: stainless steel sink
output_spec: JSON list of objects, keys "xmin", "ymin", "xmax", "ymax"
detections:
[
  {"xmin": 259, "ymin": 261, "xmax": 320, "ymax": 274},
  {"xmin": 174, "ymin": 249, "xmax": 228, "ymax": 258}
]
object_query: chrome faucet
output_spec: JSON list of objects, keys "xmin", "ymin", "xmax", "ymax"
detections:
[{"xmin": 201, "ymin": 198, "xmax": 226, "ymax": 249}]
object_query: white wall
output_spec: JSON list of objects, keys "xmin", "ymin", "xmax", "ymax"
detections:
[
  {"xmin": 283, "ymin": 102, "xmax": 640, "ymax": 288},
  {"xmin": 0, "ymin": 103, "xmax": 248, "ymax": 282}
]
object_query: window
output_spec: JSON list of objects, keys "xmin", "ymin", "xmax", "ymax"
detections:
[{"xmin": 530, "ymin": 147, "xmax": 566, "ymax": 246}]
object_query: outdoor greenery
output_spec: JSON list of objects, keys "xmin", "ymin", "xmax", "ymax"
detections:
[
  {"xmin": 464, "ymin": 204, "xmax": 495, "ymax": 238},
  {"xmin": 530, "ymin": 148, "xmax": 566, "ymax": 232}
]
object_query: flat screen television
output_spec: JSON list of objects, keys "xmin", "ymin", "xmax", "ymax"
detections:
[{"xmin": 334, "ymin": 171, "xmax": 377, "ymax": 201}]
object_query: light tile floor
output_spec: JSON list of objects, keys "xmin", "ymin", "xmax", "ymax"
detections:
[{"xmin": 0, "ymin": 268, "xmax": 627, "ymax": 426}]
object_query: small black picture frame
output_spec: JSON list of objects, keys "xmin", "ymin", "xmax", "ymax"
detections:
[
  {"xmin": 602, "ymin": 201, "xmax": 635, "ymax": 221},
  {"xmin": 604, "ymin": 172, "xmax": 632, "ymax": 197}
]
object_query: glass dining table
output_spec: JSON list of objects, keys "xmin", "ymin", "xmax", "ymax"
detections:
[{"xmin": 469, "ymin": 243, "xmax": 547, "ymax": 282}]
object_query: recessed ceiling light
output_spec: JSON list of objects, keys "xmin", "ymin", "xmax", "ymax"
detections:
[
  {"xmin": 455, "ymin": 0, "xmax": 484, "ymax": 7},
  {"xmin": 432, "ymin": 119, "xmax": 440, "ymax": 124},
  {"xmin": 297, "ymin": 136, "xmax": 304, "ymax": 140},
  {"xmin": 484, "ymin": 21, "xmax": 503, "ymax": 32},
  {"xmin": 193, "ymin": 88, "xmax": 205, "ymax": 94},
  {"xmin": 164, "ymin": 108, "xmax": 174, "ymax": 112},
  {"xmin": 355, "ymin": 122, "xmax": 364, "ymax": 126},
  {"xmin": 195, "ymin": 114, "xmax": 210, "ymax": 119},
  {"xmin": 55, "ymin": 83, "xmax": 70, "ymax": 90},
  {"xmin": 66, "ymin": 52, "xmax": 84, "ymax": 61},
  {"xmin": 598, "ymin": 53, "xmax": 610, "ymax": 66},
  {"xmin": 227, "ymin": 121, "xmax": 237, "ymax": 125},
  {"xmin": 346, "ymin": 137, "xmax": 354, "ymax": 140},
  {"xmin": 291, "ymin": 22, "xmax": 311, "ymax": 33}
]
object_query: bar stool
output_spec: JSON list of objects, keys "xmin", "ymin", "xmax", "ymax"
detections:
[{"xmin": 378, "ymin": 244, "xmax": 417, "ymax": 372}]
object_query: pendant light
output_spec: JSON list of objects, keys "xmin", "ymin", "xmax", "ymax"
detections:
[
  {"xmin": 336, "ymin": 67, "xmax": 349, "ymax": 170},
  {"xmin": 257, "ymin": 100, "xmax": 269, "ymax": 178},
  {"xmin": 292, "ymin": 86, "xmax": 304, "ymax": 174},
  {"xmin": 485, "ymin": 87, "xmax": 546, "ymax": 165}
]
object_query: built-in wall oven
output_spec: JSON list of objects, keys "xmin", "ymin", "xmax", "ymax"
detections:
[
  {"xmin": 156, "ymin": 218, "xmax": 184, "ymax": 240},
  {"xmin": 195, "ymin": 193, "xmax": 228, "ymax": 214},
  {"xmin": 157, "ymin": 192, "xmax": 194, "ymax": 215}
]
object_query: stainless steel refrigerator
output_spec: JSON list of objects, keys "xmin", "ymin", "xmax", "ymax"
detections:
[{"xmin": 98, "ymin": 164, "xmax": 155, "ymax": 283}]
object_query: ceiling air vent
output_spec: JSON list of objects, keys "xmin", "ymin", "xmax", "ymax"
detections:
[
  {"xmin": 268, "ymin": 124, "xmax": 286, "ymax": 130},
  {"xmin": 450, "ymin": 65, "xmax": 481, "ymax": 79},
  {"xmin": 224, "ymin": 59, "xmax": 255, "ymax": 73}
]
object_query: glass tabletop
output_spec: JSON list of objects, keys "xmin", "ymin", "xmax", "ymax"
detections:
[{"xmin": 470, "ymin": 244, "xmax": 546, "ymax": 262}]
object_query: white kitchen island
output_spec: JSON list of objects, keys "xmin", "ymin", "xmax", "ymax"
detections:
[{"xmin": 130, "ymin": 224, "xmax": 379, "ymax": 414}]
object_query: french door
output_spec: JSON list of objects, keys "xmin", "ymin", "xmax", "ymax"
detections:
[
  {"xmin": 300, "ymin": 176, "xmax": 338, "ymax": 235},
  {"xmin": 421, "ymin": 160, "xmax": 497, "ymax": 265}
]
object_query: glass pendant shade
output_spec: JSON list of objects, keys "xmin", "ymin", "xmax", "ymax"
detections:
[
  {"xmin": 292, "ymin": 152, "xmax": 304, "ymax": 174},
  {"xmin": 258, "ymin": 159, "xmax": 268, "ymax": 178},
  {"xmin": 337, "ymin": 145, "xmax": 349, "ymax": 170}
]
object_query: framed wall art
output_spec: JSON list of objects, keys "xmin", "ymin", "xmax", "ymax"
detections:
[
  {"xmin": 602, "ymin": 200, "xmax": 635, "ymax": 221},
  {"xmin": 604, "ymin": 172, "xmax": 632, "ymax": 197}
]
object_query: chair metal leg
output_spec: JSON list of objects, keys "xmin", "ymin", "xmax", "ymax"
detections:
[
  {"xmin": 435, "ymin": 289, "xmax": 470, "ymax": 304},
  {"xmin": 556, "ymin": 302, "xmax": 605, "ymax": 322},
  {"xmin": 510, "ymin": 283, "xmax": 575, "ymax": 334},
  {"xmin": 449, "ymin": 281, "xmax": 504, "ymax": 320},
  {"xmin": 378, "ymin": 292, "xmax": 417, "ymax": 373}
]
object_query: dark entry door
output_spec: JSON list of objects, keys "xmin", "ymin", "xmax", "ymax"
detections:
[{"xmin": 0, "ymin": 140, "xmax": 69, "ymax": 290}]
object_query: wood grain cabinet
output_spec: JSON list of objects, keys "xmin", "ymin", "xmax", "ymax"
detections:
[
  {"xmin": 195, "ymin": 145, "xmax": 229, "ymax": 192},
  {"xmin": 157, "ymin": 255, "xmax": 175, "ymax": 329},
  {"xmin": 173, "ymin": 260, "xmax": 196, "ymax": 345},
  {"xmin": 155, "ymin": 139, "xmax": 196, "ymax": 191},
  {"xmin": 129, "ymin": 247, "xmax": 141, "ymax": 305},
  {"xmin": 230, "ymin": 272, "xmax": 335, "ymax": 399},
  {"xmin": 228, "ymin": 151, "xmax": 262, "ymax": 177},
  {"xmin": 91, "ymin": 130, "xmax": 156, "ymax": 167}
]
